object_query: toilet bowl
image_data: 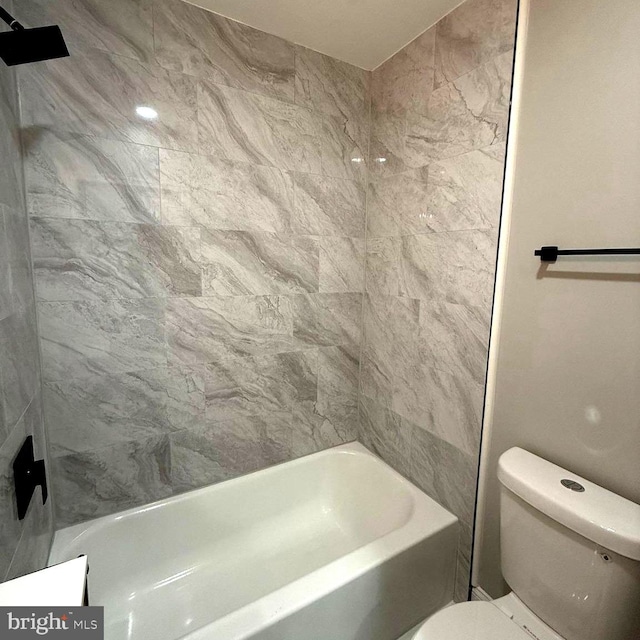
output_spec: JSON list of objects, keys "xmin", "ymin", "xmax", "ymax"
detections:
[
  {"xmin": 413, "ymin": 594, "xmax": 563, "ymax": 640},
  {"xmin": 413, "ymin": 448, "xmax": 640, "ymax": 640}
]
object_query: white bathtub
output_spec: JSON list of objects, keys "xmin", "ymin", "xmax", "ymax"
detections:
[{"xmin": 49, "ymin": 443, "xmax": 458, "ymax": 640}]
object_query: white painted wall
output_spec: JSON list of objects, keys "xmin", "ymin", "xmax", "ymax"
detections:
[
  {"xmin": 474, "ymin": 0, "xmax": 640, "ymax": 596},
  {"xmin": 187, "ymin": 0, "xmax": 464, "ymax": 69}
]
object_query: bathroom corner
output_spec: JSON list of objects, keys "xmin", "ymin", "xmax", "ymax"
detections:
[{"xmin": 358, "ymin": 0, "xmax": 518, "ymax": 601}]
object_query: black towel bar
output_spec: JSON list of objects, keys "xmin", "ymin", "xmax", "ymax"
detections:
[{"xmin": 534, "ymin": 246, "xmax": 640, "ymax": 263}]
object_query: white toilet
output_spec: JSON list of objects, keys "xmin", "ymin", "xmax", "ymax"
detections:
[{"xmin": 414, "ymin": 447, "xmax": 640, "ymax": 640}]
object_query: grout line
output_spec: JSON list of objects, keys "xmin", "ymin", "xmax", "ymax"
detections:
[{"xmin": 356, "ymin": 73, "xmax": 373, "ymax": 444}]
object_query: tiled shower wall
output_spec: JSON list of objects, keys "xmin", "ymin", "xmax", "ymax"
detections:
[
  {"xmin": 13, "ymin": 0, "xmax": 514, "ymax": 592},
  {"xmin": 359, "ymin": 0, "xmax": 517, "ymax": 601},
  {"xmin": 0, "ymin": 1, "xmax": 54, "ymax": 580},
  {"xmin": 19, "ymin": 0, "xmax": 369, "ymax": 526}
]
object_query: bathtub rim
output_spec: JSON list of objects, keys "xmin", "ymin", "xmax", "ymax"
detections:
[{"xmin": 50, "ymin": 442, "xmax": 455, "ymax": 551}]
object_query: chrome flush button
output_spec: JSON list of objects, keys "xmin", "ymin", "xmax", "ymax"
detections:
[{"xmin": 561, "ymin": 479, "xmax": 585, "ymax": 492}]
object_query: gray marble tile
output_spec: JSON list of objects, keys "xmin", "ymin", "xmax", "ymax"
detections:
[
  {"xmin": 366, "ymin": 170, "xmax": 431, "ymax": 237},
  {"xmin": 291, "ymin": 402, "xmax": 357, "ymax": 458},
  {"xmin": 405, "ymin": 51, "xmax": 513, "ymax": 164},
  {"xmin": 52, "ymin": 435, "xmax": 172, "ymax": 527},
  {"xmin": 20, "ymin": 49, "xmax": 198, "ymax": 151},
  {"xmin": 168, "ymin": 427, "xmax": 232, "ymax": 494},
  {"xmin": 292, "ymin": 341, "xmax": 360, "ymax": 455},
  {"xmin": 315, "ymin": 345, "xmax": 359, "ymax": 430},
  {"xmin": 419, "ymin": 300, "xmax": 490, "ymax": 388},
  {"xmin": 291, "ymin": 173, "xmax": 365, "ymax": 238},
  {"xmin": 0, "ymin": 307, "xmax": 39, "ymax": 431},
  {"xmin": 159, "ymin": 150, "xmax": 293, "ymax": 234},
  {"xmin": 44, "ymin": 365, "xmax": 204, "ymax": 456},
  {"xmin": 31, "ymin": 218, "xmax": 201, "ymax": 301},
  {"xmin": 198, "ymin": 81, "xmax": 322, "ymax": 173},
  {"xmin": 435, "ymin": 0, "xmax": 517, "ymax": 87},
  {"xmin": 290, "ymin": 50, "xmax": 370, "ymax": 185},
  {"xmin": 358, "ymin": 396, "xmax": 411, "ymax": 475},
  {"xmin": 27, "ymin": 395, "xmax": 54, "ymax": 553},
  {"xmin": 409, "ymin": 422, "xmax": 478, "ymax": 527},
  {"xmin": 320, "ymin": 113, "xmax": 368, "ymax": 184},
  {"xmin": 205, "ymin": 350, "xmax": 317, "ymax": 423},
  {"xmin": 162, "ymin": 364, "xmax": 206, "ymax": 434},
  {"xmin": 361, "ymin": 293, "xmax": 420, "ymax": 407},
  {"xmin": 169, "ymin": 413, "xmax": 293, "ymax": 494},
  {"xmin": 372, "ymin": 27, "xmax": 436, "ymax": 115},
  {"xmin": 20, "ymin": 0, "xmax": 153, "ymax": 62},
  {"xmin": 166, "ymin": 295, "xmax": 294, "ymax": 365},
  {"xmin": 1, "ymin": 395, "xmax": 53, "ymax": 581},
  {"xmin": 26, "ymin": 394, "xmax": 48, "ymax": 466},
  {"xmin": 318, "ymin": 237, "xmax": 364, "ymax": 293},
  {"xmin": 360, "ymin": 351, "xmax": 393, "ymax": 411},
  {"xmin": 368, "ymin": 111, "xmax": 408, "ymax": 179},
  {"xmin": 5, "ymin": 402, "xmax": 53, "ymax": 581},
  {"xmin": 295, "ymin": 46, "xmax": 369, "ymax": 122},
  {"xmin": 154, "ymin": 0, "xmax": 295, "ymax": 102},
  {"xmin": 0, "ymin": 415, "xmax": 27, "ymax": 579},
  {"xmin": 275, "ymin": 351, "xmax": 321, "ymax": 414},
  {"xmin": 454, "ymin": 519, "xmax": 474, "ymax": 602},
  {"xmin": 392, "ymin": 359, "xmax": 484, "ymax": 456},
  {"xmin": 426, "ymin": 143, "xmax": 506, "ymax": 232},
  {"xmin": 292, "ymin": 293, "xmax": 362, "ymax": 351},
  {"xmin": 201, "ymin": 230, "xmax": 319, "ymax": 296},
  {"xmin": 4, "ymin": 208, "xmax": 36, "ymax": 313},
  {"xmin": 399, "ymin": 230, "xmax": 497, "ymax": 309},
  {"xmin": 38, "ymin": 298, "xmax": 167, "ymax": 381},
  {"xmin": 23, "ymin": 128, "xmax": 160, "ymax": 223},
  {"xmin": 393, "ymin": 169, "xmax": 435, "ymax": 236},
  {"xmin": 5, "ymin": 485, "xmax": 53, "ymax": 581},
  {"xmin": 381, "ymin": 407, "xmax": 477, "ymax": 603},
  {"xmin": 365, "ymin": 237, "xmax": 400, "ymax": 298},
  {"xmin": 0, "ymin": 208, "xmax": 11, "ymax": 323},
  {"xmin": 448, "ymin": 49, "xmax": 513, "ymax": 139},
  {"xmin": 0, "ymin": 58, "xmax": 23, "ymax": 212},
  {"xmin": 362, "ymin": 294, "xmax": 420, "ymax": 376},
  {"xmin": 366, "ymin": 178, "xmax": 400, "ymax": 238}
]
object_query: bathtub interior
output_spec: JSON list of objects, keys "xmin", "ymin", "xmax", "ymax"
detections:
[{"xmin": 51, "ymin": 447, "xmax": 423, "ymax": 639}]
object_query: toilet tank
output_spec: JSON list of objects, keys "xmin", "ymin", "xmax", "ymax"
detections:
[{"xmin": 498, "ymin": 448, "xmax": 640, "ymax": 640}]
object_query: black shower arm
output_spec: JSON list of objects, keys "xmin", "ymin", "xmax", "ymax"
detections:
[{"xmin": 0, "ymin": 6, "xmax": 24, "ymax": 31}]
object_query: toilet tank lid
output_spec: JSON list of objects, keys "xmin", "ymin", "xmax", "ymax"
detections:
[{"xmin": 498, "ymin": 448, "xmax": 640, "ymax": 561}]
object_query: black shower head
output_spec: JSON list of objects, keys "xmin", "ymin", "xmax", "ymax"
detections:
[
  {"xmin": 0, "ymin": 5, "xmax": 69, "ymax": 66},
  {"xmin": 0, "ymin": 25, "xmax": 69, "ymax": 65}
]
